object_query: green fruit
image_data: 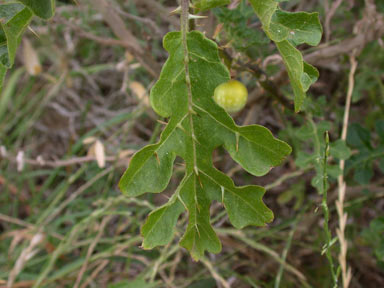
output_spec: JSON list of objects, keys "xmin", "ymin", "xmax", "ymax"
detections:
[{"xmin": 213, "ymin": 80, "xmax": 248, "ymax": 113}]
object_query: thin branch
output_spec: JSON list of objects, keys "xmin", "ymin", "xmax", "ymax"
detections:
[
  {"xmin": 324, "ymin": 0, "xmax": 344, "ymax": 42},
  {"xmin": 2, "ymin": 152, "xmax": 133, "ymax": 168}
]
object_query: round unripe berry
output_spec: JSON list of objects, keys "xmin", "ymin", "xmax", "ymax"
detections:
[{"xmin": 213, "ymin": 80, "xmax": 248, "ymax": 113}]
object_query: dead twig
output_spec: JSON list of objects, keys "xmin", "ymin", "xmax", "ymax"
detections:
[
  {"xmin": 1, "ymin": 151, "xmax": 134, "ymax": 168},
  {"xmin": 324, "ymin": 0, "xmax": 344, "ymax": 42}
]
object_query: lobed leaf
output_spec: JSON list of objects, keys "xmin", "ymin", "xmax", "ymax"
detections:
[
  {"xmin": 249, "ymin": 0, "xmax": 322, "ymax": 112},
  {"xmin": 120, "ymin": 30, "xmax": 291, "ymax": 260}
]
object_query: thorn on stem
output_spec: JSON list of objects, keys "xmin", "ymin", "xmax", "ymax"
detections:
[
  {"xmin": 157, "ymin": 119, "xmax": 168, "ymax": 125},
  {"xmin": 188, "ymin": 14, "xmax": 208, "ymax": 20},
  {"xmin": 169, "ymin": 6, "xmax": 181, "ymax": 16}
]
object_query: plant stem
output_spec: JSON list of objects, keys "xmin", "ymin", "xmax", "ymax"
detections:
[
  {"xmin": 321, "ymin": 131, "xmax": 338, "ymax": 287},
  {"xmin": 181, "ymin": 0, "xmax": 199, "ymax": 185},
  {"xmin": 181, "ymin": 0, "xmax": 190, "ymax": 36}
]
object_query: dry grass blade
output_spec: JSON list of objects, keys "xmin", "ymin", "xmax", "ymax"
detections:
[{"xmin": 7, "ymin": 233, "xmax": 44, "ymax": 288}]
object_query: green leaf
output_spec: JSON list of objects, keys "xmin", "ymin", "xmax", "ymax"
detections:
[
  {"xmin": 277, "ymin": 181, "xmax": 305, "ymax": 211},
  {"xmin": 327, "ymin": 164, "xmax": 341, "ymax": 178},
  {"xmin": 311, "ymin": 171, "xmax": 325, "ymax": 193},
  {"xmin": 375, "ymin": 119, "xmax": 384, "ymax": 142},
  {"xmin": 276, "ymin": 40, "xmax": 319, "ymax": 110},
  {"xmin": 249, "ymin": 0, "xmax": 322, "ymax": 112},
  {"xmin": 0, "ymin": 1, "xmax": 55, "ymax": 90},
  {"xmin": 330, "ymin": 139, "xmax": 352, "ymax": 160},
  {"xmin": 353, "ymin": 162, "xmax": 373, "ymax": 184},
  {"xmin": 295, "ymin": 120, "xmax": 330, "ymax": 141},
  {"xmin": 269, "ymin": 10, "xmax": 322, "ymax": 46},
  {"xmin": 0, "ymin": 3, "xmax": 25, "ymax": 22},
  {"xmin": 346, "ymin": 122, "xmax": 384, "ymax": 185},
  {"xmin": 347, "ymin": 123, "xmax": 372, "ymax": 149},
  {"xmin": 362, "ymin": 217, "xmax": 384, "ymax": 264},
  {"xmin": 0, "ymin": 4, "xmax": 33, "ymax": 68},
  {"xmin": 295, "ymin": 152, "xmax": 316, "ymax": 168},
  {"xmin": 213, "ymin": 2, "xmax": 269, "ymax": 51},
  {"xmin": 249, "ymin": 0, "xmax": 277, "ymax": 30},
  {"xmin": 192, "ymin": 0, "xmax": 230, "ymax": 11},
  {"xmin": 179, "ymin": 173, "xmax": 222, "ymax": 260},
  {"xmin": 141, "ymin": 184, "xmax": 185, "ymax": 249},
  {"xmin": 303, "ymin": 62, "xmax": 320, "ymax": 90},
  {"xmin": 16, "ymin": 0, "xmax": 55, "ymax": 19},
  {"xmin": 0, "ymin": 3, "xmax": 33, "ymax": 91},
  {"xmin": 119, "ymin": 31, "xmax": 291, "ymax": 260}
]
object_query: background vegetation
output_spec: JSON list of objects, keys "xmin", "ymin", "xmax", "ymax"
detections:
[{"xmin": 0, "ymin": 0, "xmax": 383, "ymax": 287}]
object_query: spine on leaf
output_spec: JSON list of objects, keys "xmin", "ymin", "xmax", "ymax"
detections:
[{"xmin": 248, "ymin": 0, "xmax": 322, "ymax": 112}]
